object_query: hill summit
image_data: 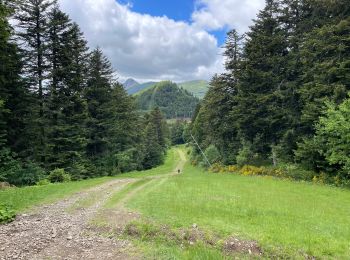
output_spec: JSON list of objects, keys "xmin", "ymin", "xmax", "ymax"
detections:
[
  {"xmin": 135, "ymin": 81, "xmax": 199, "ymax": 119},
  {"xmin": 123, "ymin": 78, "xmax": 139, "ymax": 90}
]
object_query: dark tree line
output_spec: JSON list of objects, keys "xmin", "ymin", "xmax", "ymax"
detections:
[
  {"xmin": 0, "ymin": 0, "xmax": 168, "ymax": 185},
  {"xmin": 192, "ymin": 0, "xmax": 350, "ymax": 181}
]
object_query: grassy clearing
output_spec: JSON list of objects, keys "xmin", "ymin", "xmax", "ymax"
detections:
[
  {"xmin": 0, "ymin": 147, "xmax": 180, "ymax": 215},
  {"xmin": 0, "ymin": 177, "xmax": 115, "ymax": 213},
  {"xmin": 127, "ymin": 162, "xmax": 350, "ymax": 258},
  {"xmin": 119, "ymin": 148, "xmax": 178, "ymax": 179},
  {"xmin": 103, "ymin": 179, "xmax": 152, "ymax": 209}
]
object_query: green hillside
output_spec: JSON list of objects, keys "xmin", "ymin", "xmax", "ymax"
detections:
[
  {"xmin": 135, "ymin": 81, "xmax": 199, "ymax": 119},
  {"xmin": 128, "ymin": 80, "xmax": 210, "ymax": 98},
  {"xmin": 178, "ymin": 80, "xmax": 210, "ymax": 99},
  {"xmin": 127, "ymin": 81, "xmax": 157, "ymax": 95}
]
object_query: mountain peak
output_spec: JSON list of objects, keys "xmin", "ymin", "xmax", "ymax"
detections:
[{"xmin": 123, "ymin": 78, "xmax": 139, "ymax": 89}]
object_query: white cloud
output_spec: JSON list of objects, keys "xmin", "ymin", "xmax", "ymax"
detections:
[
  {"xmin": 59, "ymin": 0, "xmax": 222, "ymax": 82},
  {"xmin": 192, "ymin": 0, "xmax": 265, "ymax": 32}
]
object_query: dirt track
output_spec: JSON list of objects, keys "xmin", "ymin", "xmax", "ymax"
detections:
[{"xmin": 0, "ymin": 149, "xmax": 186, "ymax": 260}]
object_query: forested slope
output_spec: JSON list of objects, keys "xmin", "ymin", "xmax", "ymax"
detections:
[
  {"xmin": 135, "ymin": 81, "xmax": 200, "ymax": 119},
  {"xmin": 0, "ymin": 1, "xmax": 168, "ymax": 186},
  {"xmin": 191, "ymin": 0, "xmax": 350, "ymax": 185}
]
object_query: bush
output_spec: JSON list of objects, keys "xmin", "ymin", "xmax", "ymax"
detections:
[
  {"xmin": 116, "ymin": 148, "xmax": 142, "ymax": 173},
  {"xmin": 48, "ymin": 169, "xmax": 71, "ymax": 183},
  {"xmin": 36, "ymin": 179, "xmax": 51, "ymax": 186},
  {"xmin": 0, "ymin": 204, "xmax": 16, "ymax": 224},
  {"xmin": 0, "ymin": 148, "xmax": 22, "ymax": 184},
  {"xmin": 204, "ymin": 145, "xmax": 221, "ymax": 164},
  {"xmin": 2, "ymin": 162, "xmax": 45, "ymax": 186},
  {"xmin": 236, "ymin": 141, "xmax": 255, "ymax": 166},
  {"xmin": 68, "ymin": 161, "xmax": 89, "ymax": 180},
  {"xmin": 209, "ymin": 163, "xmax": 224, "ymax": 173}
]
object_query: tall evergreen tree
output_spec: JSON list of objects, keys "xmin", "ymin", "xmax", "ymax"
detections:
[
  {"xmin": 142, "ymin": 108, "xmax": 167, "ymax": 169},
  {"xmin": 109, "ymin": 83, "xmax": 139, "ymax": 153},
  {"xmin": 45, "ymin": 6, "xmax": 89, "ymax": 173},
  {"xmin": 0, "ymin": 1, "xmax": 29, "ymax": 158},
  {"xmin": 235, "ymin": 0, "xmax": 288, "ymax": 156},
  {"xmin": 192, "ymin": 30, "xmax": 244, "ymax": 164},
  {"xmin": 14, "ymin": 0, "xmax": 56, "ymax": 164},
  {"xmin": 85, "ymin": 48, "xmax": 114, "ymax": 161},
  {"xmin": 299, "ymin": 18, "xmax": 350, "ymax": 135}
]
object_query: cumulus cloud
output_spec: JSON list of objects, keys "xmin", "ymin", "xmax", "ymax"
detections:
[
  {"xmin": 192, "ymin": 0, "xmax": 265, "ymax": 32},
  {"xmin": 59, "ymin": 0, "xmax": 221, "ymax": 81}
]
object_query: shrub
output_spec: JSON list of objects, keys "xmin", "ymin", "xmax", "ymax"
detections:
[
  {"xmin": 204, "ymin": 145, "xmax": 221, "ymax": 164},
  {"xmin": 236, "ymin": 141, "xmax": 254, "ymax": 167},
  {"xmin": 36, "ymin": 179, "xmax": 51, "ymax": 186},
  {"xmin": 48, "ymin": 169, "xmax": 71, "ymax": 183},
  {"xmin": 209, "ymin": 163, "xmax": 225, "ymax": 173},
  {"xmin": 116, "ymin": 148, "xmax": 141, "ymax": 173},
  {"xmin": 2, "ymin": 162, "xmax": 45, "ymax": 186},
  {"xmin": 0, "ymin": 204, "xmax": 16, "ymax": 224},
  {"xmin": 68, "ymin": 161, "xmax": 89, "ymax": 180}
]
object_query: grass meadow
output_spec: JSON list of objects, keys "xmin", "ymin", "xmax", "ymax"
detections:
[
  {"xmin": 0, "ymin": 148, "xmax": 177, "ymax": 213},
  {"xmin": 2, "ymin": 146, "xmax": 350, "ymax": 258},
  {"xmin": 127, "ymin": 158, "xmax": 350, "ymax": 259}
]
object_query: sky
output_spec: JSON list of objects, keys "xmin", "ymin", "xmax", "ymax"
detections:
[{"xmin": 59, "ymin": 0, "xmax": 265, "ymax": 82}]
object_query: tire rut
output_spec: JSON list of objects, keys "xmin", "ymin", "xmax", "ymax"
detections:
[{"xmin": 0, "ymin": 178, "xmax": 138, "ymax": 260}]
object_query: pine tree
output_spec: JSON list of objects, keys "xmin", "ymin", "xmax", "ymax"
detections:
[
  {"xmin": 14, "ymin": 0, "xmax": 56, "ymax": 164},
  {"xmin": 0, "ymin": 1, "xmax": 30, "ymax": 182},
  {"xmin": 235, "ymin": 0, "xmax": 289, "ymax": 156},
  {"xmin": 109, "ymin": 83, "xmax": 139, "ymax": 153},
  {"xmin": 142, "ymin": 108, "xmax": 167, "ymax": 169},
  {"xmin": 85, "ymin": 48, "xmax": 114, "ymax": 161},
  {"xmin": 299, "ymin": 18, "xmax": 350, "ymax": 135},
  {"xmin": 0, "ymin": 1, "xmax": 30, "ymax": 157},
  {"xmin": 45, "ymin": 6, "xmax": 89, "ymax": 174},
  {"xmin": 149, "ymin": 107, "xmax": 167, "ymax": 149}
]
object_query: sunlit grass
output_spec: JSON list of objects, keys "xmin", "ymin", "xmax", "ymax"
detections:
[
  {"xmin": 104, "ymin": 179, "xmax": 152, "ymax": 209},
  {"xmin": 0, "ymin": 147, "xmax": 180, "ymax": 214},
  {"xmin": 119, "ymin": 147, "xmax": 178, "ymax": 178},
  {"xmin": 128, "ymin": 162, "xmax": 350, "ymax": 258},
  {"xmin": 0, "ymin": 177, "xmax": 114, "ymax": 213}
]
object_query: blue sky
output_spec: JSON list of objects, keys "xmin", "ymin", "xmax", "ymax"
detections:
[
  {"xmin": 126, "ymin": 0, "xmax": 228, "ymax": 45},
  {"xmin": 59, "ymin": 0, "xmax": 265, "ymax": 82}
]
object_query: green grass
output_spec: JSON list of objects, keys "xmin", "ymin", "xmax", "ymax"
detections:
[
  {"xmin": 0, "ymin": 177, "xmax": 115, "ymax": 213},
  {"xmin": 0, "ymin": 147, "xmax": 180, "ymax": 214},
  {"xmin": 127, "ymin": 162, "xmax": 350, "ymax": 258},
  {"xmin": 178, "ymin": 80, "xmax": 210, "ymax": 99},
  {"xmin": 104, "ymin": 179, "xmax": 152, "ymax": 209},
  {"xmin": 118, "ymin": 147, "xmax": 178, "ymax": 178}
]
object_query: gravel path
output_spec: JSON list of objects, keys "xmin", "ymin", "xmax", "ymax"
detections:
[
  {"xmin": 0, "ymin": 179, "xmax": 138, "ymax": 260},
  {"xmin": 0, "ymin": 148, "xmax": 187, "ymax": 260}
]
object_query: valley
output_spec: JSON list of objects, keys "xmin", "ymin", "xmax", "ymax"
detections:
[{"xmin": 2, "ymin": 148, "xmax": 350, "ymax": 259}]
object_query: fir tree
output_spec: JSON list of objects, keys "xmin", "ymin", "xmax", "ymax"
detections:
[
  {"xmin": 299, "ymin": 18, "xmax": 350, "ymax": 135},
  {"xmin": 142, "ymin": 108, "xmax": 167, "ymax": 169},
  {"xmin": 235, "ymin": 0, "xmax": 288, "ymax": 155},
  {"xmin": 45, "ymin": 6, "xmax": 89, "ymax": 173},
  {"xmin": 0, "ymin": 1, "xmax": 29, "ymax": 158},
  {"xmin": 14, "ymin": 0, "xmax": 56, "ymax": 164},
  {"xmin": 85, "ymin": 48, "xmax": 114, "ymax": 161}
]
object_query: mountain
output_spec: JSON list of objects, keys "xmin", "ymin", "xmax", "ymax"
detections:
[
  {"xmin": 178, "ymin": 80, "xmax": 210, "ymax": 99},
  {"xmin": 135, "ymin": 81, "xmax": 200, "ymax": 119},
  {"xmin": 123, "ymin": 78, "xmax": 139, "ymax": 90},
  {"xmin": 123, "ymin": 78, "xmax": 210, "ymax": 98},
  {"xmin": 128, "ymin": 81, "xmax": 157, "ymax": 95}
]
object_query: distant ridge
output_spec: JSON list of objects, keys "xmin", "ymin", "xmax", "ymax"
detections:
[
  {"xmin": 178, "ymin": 80, "xmax": 210, "ymax": 99},
  {"xmin": 128, "ymin": 82, "xmax": 157, "ymax": 95},
  {"xmin": 123, "ymin": 78, "xmax": 210, "ymax": 98}
]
